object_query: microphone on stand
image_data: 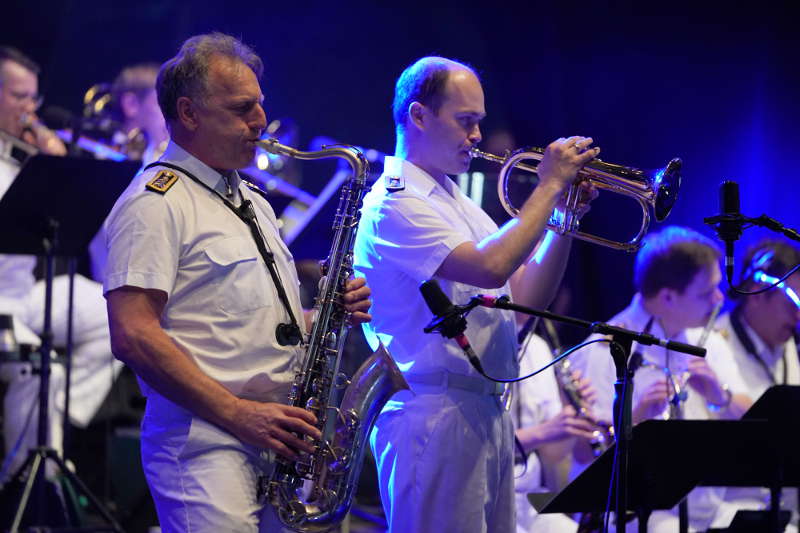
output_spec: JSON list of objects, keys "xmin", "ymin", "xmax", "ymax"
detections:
[
  {"xmin": 419, "ymin": 280, "xmax": 487, "ymax": 375},
  {"xmin": 713, "ymin": 180, "xmax": 744, "ymax": 282}
]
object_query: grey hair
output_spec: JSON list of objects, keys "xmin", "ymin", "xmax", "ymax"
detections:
[{"xmin": 156, "ymin": 32, "xmax": 263, "ymax": 122}]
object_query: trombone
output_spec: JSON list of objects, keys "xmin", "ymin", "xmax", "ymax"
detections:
[{"xmin": 470, "ymin": 146, "xmax": 682, "ymax": 252}]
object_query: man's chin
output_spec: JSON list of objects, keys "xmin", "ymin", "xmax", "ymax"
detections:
[
  {"xmin": 235, "ymin": 150, "xmax": 256, "ymax": 170},
  {"xmin": 446, "ymin": 161, "xmax": 471, "ymax": 176}
]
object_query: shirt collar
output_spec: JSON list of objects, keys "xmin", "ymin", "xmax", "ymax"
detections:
[
  {"xmin": 625, "ymin": 294, "xmax": 662, "ymax": 335},
  {"xmin": 160, "ymin": 141, "xmax": 241, "ymax": 199}
]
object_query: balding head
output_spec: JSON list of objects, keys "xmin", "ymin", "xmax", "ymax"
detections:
[{"xmin": 392, "ymin": 56, "xmax": 477, "ymax": 134}]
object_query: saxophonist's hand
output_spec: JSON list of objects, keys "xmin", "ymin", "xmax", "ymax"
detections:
[
  {"xmin": 231, "ymin": 399, "xmax": 322, "ymax": 460},
  {"xmin": 343, "ymin": 277, "xmax": 372, "ymax": 325}
]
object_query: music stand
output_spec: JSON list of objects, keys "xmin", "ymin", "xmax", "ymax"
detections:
[
  {"xmin": 0, "ymin": 154, "xmax": 138, "ymax": 532},
  {"xmin": 530, "ymin": 419, "xmax": 769, "ymax": 533},
  {"xmin": 694, "ymin": 385, "xmax": 800, "ymax": 533}
]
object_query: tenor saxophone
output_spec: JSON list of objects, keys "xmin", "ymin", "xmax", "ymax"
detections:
[{"xmin": 255, "ymin": 139, "xmax": 408, "ymax": 532}]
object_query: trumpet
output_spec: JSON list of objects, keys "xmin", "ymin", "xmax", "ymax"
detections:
[{"xmin": 469, "ymin": 146, "xmax": 682, "ymax": 252}]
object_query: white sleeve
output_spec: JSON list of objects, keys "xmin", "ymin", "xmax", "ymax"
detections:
[
  {"xmin": 361, "ymin": 193, "xmax": 471, "ymax": 283},
  {"xmin": 103, "ymin": 179, "xmax": 182, "ymax": 297}
]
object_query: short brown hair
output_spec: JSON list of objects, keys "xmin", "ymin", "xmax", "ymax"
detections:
[
  {"xmin": 156, "ymin": 32, "xmax": 263, "ymax": 122},
  {"xmin": 634, "ymin": 226, "xmax": 721, "ymax": 298},
  {"xmin": 0, "ymin": 46, "xmax": 40, "ymax": 85}
]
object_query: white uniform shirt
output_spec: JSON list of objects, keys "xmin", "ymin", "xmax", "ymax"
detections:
[
  {"xmin": 513, "ymin": 334, "xmax": 581, "ymax": 533},
  {"xmin": 104, "ymin": 141, "xmax": 304, "ymax": 402},
  {"xmin": 569, "ymin": 294, "xmax": 746, "ymax": 424},
  {"xmin": 353, "ymin": 156, "xmax": 518, "ymax": 381},
  {"xmin": 569, "ymin": 294, "xmax": 748, "ymax": 530},
  {"xmin": 717, "ymin": 311, "xmax": 800, "ymax": 396},
  {"xmin": 716, "ymin": 311, "xmax": 799, "ymax": 519},
  {"xmin": 513, "ymin": 334, "xmax": 561, "ymax": 494}
]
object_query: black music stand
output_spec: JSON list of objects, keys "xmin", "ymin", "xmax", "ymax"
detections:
[
  {"xmin": 0, "ymin": 154, "xmax": 138, "ymax": 532},
  {"xmin": 695, "ymin": 385, "xmax": 800, "ymax": 533},
  {"xmin": 530, "ymin": 419, "xmax": 770, "ymax": 533}
]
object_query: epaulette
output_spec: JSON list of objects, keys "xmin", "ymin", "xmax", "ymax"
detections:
[
  {"xmin": 145, "ymin": 169, "xmax": 179, "ymax": 194},
  {"xmin": 242, "ymin": 179, "xmax": 270, "ymax": 201},
  {"xmin": 385, "ymin": 175, "xmax": 405, "ymax": 192}
]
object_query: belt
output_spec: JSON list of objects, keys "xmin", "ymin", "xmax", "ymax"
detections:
[{"xmin": 406, "ymin": 370, "xmax": 504, "ymax": 396}]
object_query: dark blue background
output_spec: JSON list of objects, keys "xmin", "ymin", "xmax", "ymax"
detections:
[{"xmin": 4, "ymin": 1, "xmax": 798, "ymax": 342}]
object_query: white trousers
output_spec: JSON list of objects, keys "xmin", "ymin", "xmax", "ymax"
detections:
[
  {"xmin": 141, "ymin": 393, "xmax": 292, "ymax": 533},
  {"xmin": 370, "ymin": 388, "xmax": 516, "ymax": 533},
  {"xmin": 1, "ymin": 273, "xmax": 119, "ymax": 480}
]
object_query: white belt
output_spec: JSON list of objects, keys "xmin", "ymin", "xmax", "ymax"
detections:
[{"xmin": 407, "ymin": 370, "xmax": 504, "ymax": 396}]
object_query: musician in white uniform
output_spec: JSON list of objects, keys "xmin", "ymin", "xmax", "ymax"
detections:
[
  {"xmin": 103, "ymin": 32, "xmax": 371, "ymax": 532},
  {"xmin": 0, "ymin": 45, "xmax": 114, "ymax": 482},
  {"xmin": 717, "ymin": 239, "xmax": 800, "ymax": 530},
  {"xmin": 354, "ymin": 55, "xmax": 599, "ymax": 532},
  {"xmin": 569, "ymin": 226, "xmax": 751, "ymax": 532}
]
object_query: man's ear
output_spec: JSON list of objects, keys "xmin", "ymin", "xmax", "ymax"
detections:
[
  {"xmin": 408, "ymin": 101, "xmax": 426, "ymax": 130},
  {"xmin": 175, "ymin": 96, "xmax": 198, "ymax": 131},
  {"xmin": 655, "ymin": 286, "xmax": 677, "ymax": 307}
]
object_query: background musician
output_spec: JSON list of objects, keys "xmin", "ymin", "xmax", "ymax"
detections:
[
  {"xmin": 717, "ymin": 239, "xmax": 800, "ymax": 529},
  {"xmin": 513, "ymin": 328, "xmax": 599, "ymax": 533},
  {"xmin": 0, "ymin": 45, "xmax": 115, "ymax": 484},
  {"xmin": 0, "ymin": 46, "xmax": 65, "ymax": 156},
  {"xmin": 569, "ymin": 225, "xmax": 750, "ymax": 532},
  {"xmin": 108, "ymin": 62, "xmax": 169, "ymax": 164}
]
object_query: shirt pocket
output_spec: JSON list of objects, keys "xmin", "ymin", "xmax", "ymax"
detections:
[{"xmin": 203, "ymin": 236, "xmax": 273, "ymax": 315}]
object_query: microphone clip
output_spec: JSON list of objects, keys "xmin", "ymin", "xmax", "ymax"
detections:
[{"xmin": 423, "ymin": 306, "xmax": 468, "ymax": 338}]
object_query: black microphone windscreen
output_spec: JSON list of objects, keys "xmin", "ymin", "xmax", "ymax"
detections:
[
  {"xmin": 720, "ymin": 181, "xmax": 740, "ymax": 216},
  {"xmin": 419, "ymin": 279, "xmax": 454, "ymax": 317},
  {"xmin": 40, "ymin": 106, "xmax": 74, "ymax": 130}
]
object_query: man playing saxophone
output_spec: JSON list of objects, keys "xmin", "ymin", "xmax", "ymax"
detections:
[
  {"xmin": 353, "ymin": 56, "xmax": 599, "ymax": 532},
  {"xmin": 104, "ymin": 32, "xmax": 372, "ymax": 532}
]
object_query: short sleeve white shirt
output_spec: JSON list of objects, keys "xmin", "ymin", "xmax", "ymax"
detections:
[
  {"xmin": 569, "ymin": 294, "xmax": 746, "ymax": 424},
  {"xmin": 353, "ymin": 156, "xmax": 518, "ymax": 380},
  {"xmin": 513, "ymin": 334, "xmax": 562, "ymax": 494},
  {"xmin": 716, "ymin": 312, "xmax": 800, "ymax": 398},
  {"xmin": 104, "ymin": 141, "xmax": 305, "ymax": 402}
]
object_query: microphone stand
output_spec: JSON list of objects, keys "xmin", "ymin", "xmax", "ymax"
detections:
[
  {"xmin": 467, "ymin": 296, "xmax": 706, "ymax": 533},
  {"xmin": 705, "ymin": 208, "xmax": 800, "ymax": 287}
]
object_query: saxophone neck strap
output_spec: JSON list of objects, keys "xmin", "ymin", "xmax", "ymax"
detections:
[{"xmin": 144, "ymin": 161, "xmax": 302, "ymax": 346}]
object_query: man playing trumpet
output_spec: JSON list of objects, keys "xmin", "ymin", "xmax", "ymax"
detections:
[{"xmin": 353, "ymin": 55, "xmax": 599, "ymax": 532}]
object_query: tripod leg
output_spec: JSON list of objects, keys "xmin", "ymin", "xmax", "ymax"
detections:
[
  {"xmin": 10, "ymin": 451, "xmax": 43, "ymax": 533},
  {"xmin": 46, "ymin": 449, "xmax": 123, "ymax": 533}
]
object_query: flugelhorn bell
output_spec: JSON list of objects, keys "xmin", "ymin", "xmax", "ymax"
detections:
[{"xmin": 469, "ymin": 146, "xmax": 682, "ymax": 252}]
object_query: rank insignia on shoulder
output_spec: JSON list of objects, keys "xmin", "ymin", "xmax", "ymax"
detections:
[
  {"xmin": 385, "ymin": 175, "xmax": 405, "ymax": 192},
  {"xmin": 146, "ymin": 170, "xmax": 179, "ymax": 194}
]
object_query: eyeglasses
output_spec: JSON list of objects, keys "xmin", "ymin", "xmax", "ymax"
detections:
[
  {"xmin": 6, "ymin": 89, "xmax": 43, "ymax": 111},
  {"xmin": 754, "ymin": 270, "xmax": 800, "ymax": 310}
]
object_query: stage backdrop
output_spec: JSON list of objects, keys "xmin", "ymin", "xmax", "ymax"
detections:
[{"xmin": 3, "ymin": 1, "xmax": 797, "ymax": 344}]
